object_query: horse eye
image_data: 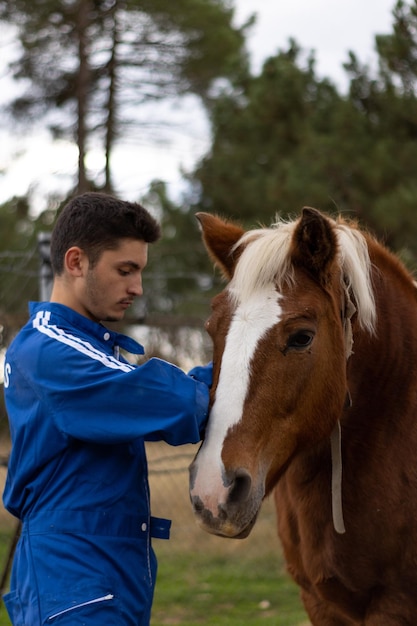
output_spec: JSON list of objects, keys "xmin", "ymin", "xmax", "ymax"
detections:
[{"xmin": 287, "ymin": 331, "xmax": 314, "ymax": 350}]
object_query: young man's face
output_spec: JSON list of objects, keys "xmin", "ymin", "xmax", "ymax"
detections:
[{"xmin": 78, "ymin": 238, "xmax": 148, "ymax": 323}]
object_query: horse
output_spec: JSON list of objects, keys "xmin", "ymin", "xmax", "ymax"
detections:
[{"xmin": 189, "ymin": 207, "xmax": 417, "ymax": 625}]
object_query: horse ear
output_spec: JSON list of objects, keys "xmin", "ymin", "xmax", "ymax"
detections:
[
  {"xmin": 196, "ymin": 213, "xmax": 245, "ymax": 279},
  {"xmin": 291, "ymin": 207, "xmax": 338, "ymax": 282}
]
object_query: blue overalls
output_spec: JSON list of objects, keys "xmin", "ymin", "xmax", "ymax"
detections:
[{"xmin": 2, "ymin": 302, "xmax": 211, "ymax": 625}]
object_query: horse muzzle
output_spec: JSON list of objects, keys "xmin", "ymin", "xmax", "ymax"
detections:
[{"xmin": 189, "ymin": 464, "xmax": 264, "ymax": 539}]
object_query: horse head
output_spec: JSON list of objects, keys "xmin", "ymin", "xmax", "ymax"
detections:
[{"xmin": 189, "ymin": 207, "xmax": 375, "ymax": 539}]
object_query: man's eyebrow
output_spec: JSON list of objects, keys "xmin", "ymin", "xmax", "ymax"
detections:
[{"xmin": 119, "ymin": 260, "xmax": 141, "ymax": 270}]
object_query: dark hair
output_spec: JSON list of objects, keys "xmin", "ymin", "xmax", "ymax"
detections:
[{"xmin": 50, "ymin": 192, "xmax": 161, "ymax": 275}]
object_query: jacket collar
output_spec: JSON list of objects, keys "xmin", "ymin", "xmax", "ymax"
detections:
[{"xmin": 29, "ymin": 301, "xmax": 145, "ymax": 355}]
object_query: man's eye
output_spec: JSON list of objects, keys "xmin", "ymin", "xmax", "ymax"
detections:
[{"xmin": 119, "ymin": 269, "xmax": 131, "ymax": 276}]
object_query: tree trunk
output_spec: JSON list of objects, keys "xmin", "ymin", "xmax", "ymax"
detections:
[
  {"xmin": 103, "ymin": 3, "xmax": 119, "ymax": 194},
  {"xmin": 76, "ymin": 0, "xmax": 92, "ymax": 193}
]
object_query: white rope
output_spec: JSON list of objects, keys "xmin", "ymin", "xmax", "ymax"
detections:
[
  {"xmin": 328, "ymin": 284, "xmax": 356, "ymax": 534},
  {"xmin": 330, "ymin": 420, "xmax": 346, "ymax": 534}
]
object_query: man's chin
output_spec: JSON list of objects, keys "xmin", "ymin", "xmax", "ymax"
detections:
[{"xmin": 103, "ymin": 313, "xmax": 125, "ymax": 323}]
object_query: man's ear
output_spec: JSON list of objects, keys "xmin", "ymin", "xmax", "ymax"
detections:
[{"xmin": 64, "ymin": 247, "xmax": 86, "ymax": 276}]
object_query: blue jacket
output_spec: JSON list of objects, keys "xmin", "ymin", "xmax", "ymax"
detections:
[{"xmin": 2, "ymin": 302, "xmax": 211, "ymax": 625}]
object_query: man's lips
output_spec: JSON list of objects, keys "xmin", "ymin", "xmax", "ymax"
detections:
[{"xmin": 119, "ymin": 300, "xmax": 133, "ymax": 309}]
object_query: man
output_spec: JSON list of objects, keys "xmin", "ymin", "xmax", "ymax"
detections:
[{"xmin": 2, "ymin": 192, "xmax": 212, "ymax": 625}]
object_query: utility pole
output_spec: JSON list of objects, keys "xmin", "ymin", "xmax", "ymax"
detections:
[{"xmin": 37, "ymin": 232, "xmax": 53, "ymax": 301}]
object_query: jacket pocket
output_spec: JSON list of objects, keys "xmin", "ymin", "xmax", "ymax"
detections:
[
  {"xmin": 3, "ymin": 590, "xmax": 25, "ymax": 626},
  {"xmin": 44, "ymin": 585, "xmax": 120, "ymax": 624}
]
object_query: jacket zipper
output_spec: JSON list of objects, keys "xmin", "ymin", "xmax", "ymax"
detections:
[{"xmin": 47, "ymin": 593, "xmax": 114, "ymax": 620}]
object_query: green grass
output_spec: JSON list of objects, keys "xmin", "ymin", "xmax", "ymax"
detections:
[
  {"xmin": 0, "ymin": 530, "xmax": 13, "ymax": 626},
  {"xmin": 151, "ymin": 548, "xmax": 309, "ymax": 625},
  {"xmin": 0, "ymin": 603, "xmax": 9, "ymax": 625},
  {"xmin": 0, "ymin": 531, "xmax": 309, "ymax": 626}
]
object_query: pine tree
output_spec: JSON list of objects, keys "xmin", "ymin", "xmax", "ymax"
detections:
[{"xmin": 0, "ymin": 0, "xmax": 250, "ymax": 194}]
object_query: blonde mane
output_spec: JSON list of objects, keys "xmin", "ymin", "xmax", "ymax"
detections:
[{"xmin": 229, "ymin": 216, "xmax": 376, "ymax": 333}]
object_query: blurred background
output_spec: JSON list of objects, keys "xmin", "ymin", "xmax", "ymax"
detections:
[{"xmin": 1, "ymin": 0, "xmax": 417, "ymax": 623}]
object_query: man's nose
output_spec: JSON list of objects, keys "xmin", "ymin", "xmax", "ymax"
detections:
[{"xmin": 128, "ymin": 276, "xmax": 143, "ymax": 296}]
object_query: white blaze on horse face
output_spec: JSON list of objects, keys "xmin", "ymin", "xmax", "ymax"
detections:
[{"xmin": 191, "ymin": 285, "xmax": 282, "ymax": 516}]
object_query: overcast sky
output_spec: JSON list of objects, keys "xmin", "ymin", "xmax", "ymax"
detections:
[
  {"xmin": 0, "ymin": 0, "xmax": 397, "ymax": 209},
  {"xmin": 236, "ymin": 0, "xmax": 395, "ymax": 87}
]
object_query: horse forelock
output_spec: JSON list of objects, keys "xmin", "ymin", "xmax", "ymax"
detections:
[
  {"xmin": 229, "ymin": 223, "xmax": 295, "ymax": 304},
  {"xmin": 229, "ymin": 217, "xmax": 376, "ymax": 335}
]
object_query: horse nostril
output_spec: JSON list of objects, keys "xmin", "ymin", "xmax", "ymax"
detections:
[
  {"xmin": 228, "ymin": 468, "xmax": 252, "ymax": 504},
  {"xmin": 191, "ymin": 495, "xmax": 204, "ymax": 513}
]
